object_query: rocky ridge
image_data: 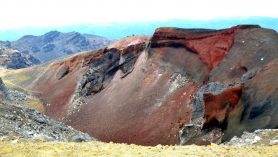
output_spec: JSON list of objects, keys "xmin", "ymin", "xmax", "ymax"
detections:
[{"xmin": 11, "ymin": 31, "xmax": 113, "ymax": 63}]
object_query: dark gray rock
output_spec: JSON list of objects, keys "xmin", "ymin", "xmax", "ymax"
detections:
[
  {"xmin": 240, "ymin": 69, "xmax": 257, "ymax": 82},
  {"xmin": 56, "ymin": 65, "xmax": 70, "ymax": 80},
  {"xmin": 70, "ymin": 133, "xmax": 93, "ymax": 142},
  {"xmin": 79, "ymin": 49, "xmax": 120, "ymax": 96}
]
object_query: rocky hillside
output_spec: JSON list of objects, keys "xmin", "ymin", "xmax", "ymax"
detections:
[
  {"xmin": 0, "ymin": 41, "xmax": 40, "ymax": 69},
  {"xmin": 0, "ymin": 77, "xmax": 94, "ymax": 142},
  {"xmin": 225, "ymin": 129, "xmax": 278, "ymax": 146},
  {"xmin": 11, "ymin": 31, "xmax": 113, "ymax": 63},
  {"xmin": 2, "ymin": 25, "xmax": 277, "ymax": 146}
]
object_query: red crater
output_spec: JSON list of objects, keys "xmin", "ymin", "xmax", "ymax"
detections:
[{"xmin": 10, "ymin": 25, "xmax": 278, "ymax": 146}]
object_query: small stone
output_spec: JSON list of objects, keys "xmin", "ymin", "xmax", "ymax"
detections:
[
  {"xmin": 269, "ymin": 140, "xmax": 278, "ymax": 145},
  {"xmin": 252, "ymin": 136, "xmax": 261, "ymax": 144},
  {"xmin": 70, "ymin": 134, "xmax": 92, "ymax": 142}
]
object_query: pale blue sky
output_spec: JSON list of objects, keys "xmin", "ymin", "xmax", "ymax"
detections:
[
  {"xmin": 0, "ymin": 0, "xmax": 277, "ymax": 40},
  {"xmin": 0, "ymin": 0, "xmax": 277, "ymax": 29}
]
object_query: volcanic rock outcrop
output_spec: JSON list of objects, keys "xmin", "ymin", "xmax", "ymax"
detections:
[
  {"xmin": 0, "ymin": 41, "xmax": 40, "ymax": 69},
  {"xmin": 2, "ymin": 26, "xmax": 278, "ymax": 146}
]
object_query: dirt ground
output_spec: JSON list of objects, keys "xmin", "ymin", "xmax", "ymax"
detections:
[{"xmin": 0, "ymin": 141, "xmax": 277, "ymax": 157}]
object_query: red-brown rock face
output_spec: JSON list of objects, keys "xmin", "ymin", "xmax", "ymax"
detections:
[
  {"xmin": 203, "ymin": 85, "xmax": 242, "ymax": 123},
  {"xmin": 9, "ymin": 26, "xmax": 278, "ymax": 146},
  {"xmin": 184, "ymin": 31, "xmax": 234, "ymax": 70}
]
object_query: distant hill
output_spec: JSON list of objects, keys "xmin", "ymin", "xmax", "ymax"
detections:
[{"xmin": 11, "ymin": 31, "xmax": 113, "ymax": 63}]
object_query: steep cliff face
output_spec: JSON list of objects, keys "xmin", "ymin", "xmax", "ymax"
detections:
[{"xmin": 3, "ymin": 26, "xmax": 278, "ymax": 146}]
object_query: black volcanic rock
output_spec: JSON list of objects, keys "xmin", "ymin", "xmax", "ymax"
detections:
[{"xmin": 11, "ymin": 31, "xmax": 113, "ymax": 63}]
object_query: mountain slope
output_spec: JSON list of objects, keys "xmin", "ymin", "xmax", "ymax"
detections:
[{"xmin": 11, "ymin": 31, "xmax": 113, "ymax": 63}]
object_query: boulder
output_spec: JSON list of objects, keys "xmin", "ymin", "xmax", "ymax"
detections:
[{"xmin": 0, "ymin": 78, "xmax": 9, "ymax": 100}]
